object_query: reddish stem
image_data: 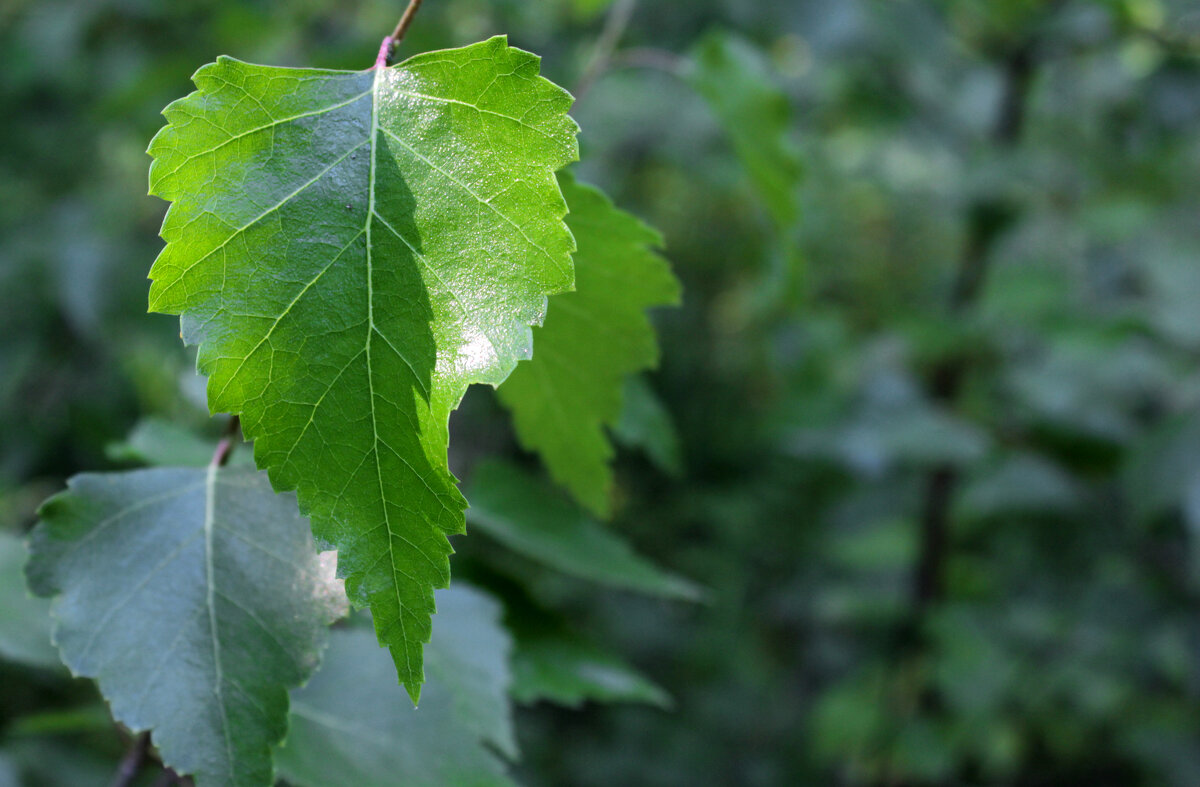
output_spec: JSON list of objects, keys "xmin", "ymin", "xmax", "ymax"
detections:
[
  {"xmin": 210, "ymin": 416, "xmax": 240, "ymax": 469},
  {"xmin": 374, "ymin": 36, "xmax": 394, "ymax": 70}
]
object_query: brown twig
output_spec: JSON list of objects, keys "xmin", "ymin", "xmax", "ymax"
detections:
[
  {"xmin": 390, "ymin": 0, "xmax": 425, "ymax": 43},
  {"xmin": 375, "ymin": 0, "xmax": 425, "ymax": 68}
]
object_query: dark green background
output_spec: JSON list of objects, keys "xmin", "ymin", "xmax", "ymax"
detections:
[{"xmin": 4, "ymin": 0, "xmax": 1200, "ymax": 785}]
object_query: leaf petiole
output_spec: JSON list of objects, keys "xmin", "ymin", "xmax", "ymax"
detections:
[{"xmin": 376, "ymin": 0, "xmax": 425, "ymax": 68}]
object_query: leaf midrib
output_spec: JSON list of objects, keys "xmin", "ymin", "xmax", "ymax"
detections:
[
  {"xmin": 365, "ymin": 64, "xmax": 415, "ymax": 686},
  {"xmin": 204, "ymin": 463, "xmax": 237, "ymax": 777}
]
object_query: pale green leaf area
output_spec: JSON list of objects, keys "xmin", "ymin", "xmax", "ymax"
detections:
[
  {"xmin": 0, "ymin": 752, "xmax": 16, "ymax": 787},
  {"xmin": 27, "ymin": 468, "xmax": 346, "ymax": 787},
  {"xmin": 465, "ymin": 461, "xmax": 701, "ymax": 601},
  {"xmin": 278, "ymin": 586, "xmax": 515, "ymax": 787},
  {"xmin": 0, "ymin": 532, "xmax": 57, "ymax": 669},
  {"xmin": 497, "ymin": 173, "xmax": 679, "ymax": 516},
  {"xmin": 425, "ymin": 583, "xmax": 518, "ymax": 759},
  {"xmin": 688, "ymin": 31, "xmax": 801, "ymax": 229},
  {"xmin": 512, "ymin": 629, "xmax": 671, "ymax": 709},
  {"xmin": 146, "ymin": 36, "xmax": 579, "ymax": 698},
  {"xmin": 106, "ymin": 416, "xmax": 254, "ymax": 468}
]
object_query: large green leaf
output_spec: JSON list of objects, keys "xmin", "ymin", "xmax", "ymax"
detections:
[
  {"xmin": 497, "ymin": 174, "xmax": 679, "ymax": 515},
  {"xmin": 146, "ymin": 36, "xmax": 578, "ymax": 697},
  {"xmin": 464, "ymin": 461, "xmax": 701, "ymax": 601},
  {"xmin": 26, "ymin": 468, "xmax": 345, "ymax": 787},
  {"xmin": 278, "ymin": 587, "xmax": 515, "ymax": 787}
]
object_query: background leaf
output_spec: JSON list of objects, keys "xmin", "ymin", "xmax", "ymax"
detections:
[
  {"xmin": 0, "ymin": 532, "xmax": 56, "ymax": 669},
  {"xmin": 687, "ymin": 30, "xmax": 802, "ymax": 230},
  {"xmin": 464, "ymin": 461, "xmax": 701, "ymax": 601},
  {"xmin": 497, "ymin": 173, "xmax": 680, "ymax": 516},
  {"xmin": 425, "ymin": 582, "xmax": 517, "ymax": 759},
  {"xmin": 277, "ymin": 586, "xmax": 515, "ymax": 787},
  {"xmin": 105, "ymin": 417, "xmax": 253, "ymax": 469},
  {"xmin": 612, "ymin": 375, "xmax": 685, "ymax": 478},
  {"xmin": 511, "ymin": 628, "xmax": 671, "ymax": 709},
  {"xmin": 27, "ymin": 468, "xmax": 344, "ymax": 787}
]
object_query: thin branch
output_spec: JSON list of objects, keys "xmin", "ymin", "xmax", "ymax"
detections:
[
  {"xmin": 210, "ymin": 415, "xmax": 241, "ymax": 469},
  {"xmin": 389, "ymin": 0, "xmax": 425, "ymax": 44},
  {"xmin": 375, "ymin": 0, "xmax": 426, "ymax": 68},
  {"xmin": 610, "ymin": 47, "xmax": 685, "ymax": 77},
  {"xmin": 574, "ymin": 0, "xmax": 639, "ymax": 102},
  {"xmin": 110, "ymin": 731, "xmax": 151, "ymax": 787}
]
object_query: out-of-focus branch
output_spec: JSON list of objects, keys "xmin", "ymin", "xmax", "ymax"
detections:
[
  {"xmin": 375, "ymin": 0, "xmax": 425, "ymax": 68},
  {"xmin": 574, "ymin": 0, "xmax": 639, "ymax": 102},
  {"xmin": 610, "ymin": 47, "xmax": 685, "ymax": 77},
  {"xmin": 913, "ymin": 41, "xmax": 1036, "ymax": 610},
  {"xmin": 110, "ymin": 731, "xmax": 150, "ymax": 787}
]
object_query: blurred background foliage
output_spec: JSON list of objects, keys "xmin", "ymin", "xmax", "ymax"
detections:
[{"xmin": 4, "ymin": 0, "xmax": 1200, "ymax": 785}]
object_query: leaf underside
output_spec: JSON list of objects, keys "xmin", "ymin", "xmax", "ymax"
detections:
[
  {"xmin": 277, "ymin": 586, "xmax": 516, "ymax": 787},
  {"xmin": 27, "ymin": 468, "xmax": 344, "ymax": 787},
  {"xmin": 146, "ymin": 36, "xmax": 579, "ymax": 698},
  {"xmin": 0, "ymin": 532, "xmax": 56, "ymax": 669},
  {"xmin": 497, "ymin": 173, "xmax": 680, "ymax": 516}
]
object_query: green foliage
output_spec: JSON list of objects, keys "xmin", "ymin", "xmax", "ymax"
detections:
[
  {"xmin": 146, "ymin": 37, "xmax": 578, "ymax": 698},
  {"xmin": 7, "ymin": 2, "xmax": 1200, "ymax": 787},
  {"xmin": 687, "ymin": 31, "xmax": 801, "ymax": 230},
  {"xmin": 497, "ymin": 173, "xmax": 680, "ymax": 515},
  {"xmin": 423, "ymin": 585, "xmax": 518, "ymax": 760},
  {"xmin": 27, "ymin": 468, "xmax": 344, "ymax": 786},
  {"xmin": 106, "ymin": 417, "xmax": 255, "ymax": 468},
  {"xmin": 611, "ymin": 375, "xmax": 684, "ymax": 477},
  {"xmin": 0, "ymin": 533, "xmax": 56, "ymax": 669},
  {"xmin": 277, "ymin": 587, "xmax": 515, "ymax": 787},
  {"xmin": 465, "ymin": 461, "xmax": 700, "ymax": 601},
  {"xmin": 511, "ymin": 628, "xmax": 670, "ymax": 709}
]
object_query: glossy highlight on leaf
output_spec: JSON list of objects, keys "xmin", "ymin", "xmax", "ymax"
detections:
[
  {"xmin": 26, "ymin": 468, "xmax": 344, "ymax": 787},
  {"xmin": 145, "ymin": 37, "xmax": 579, "ymax": 698}
]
